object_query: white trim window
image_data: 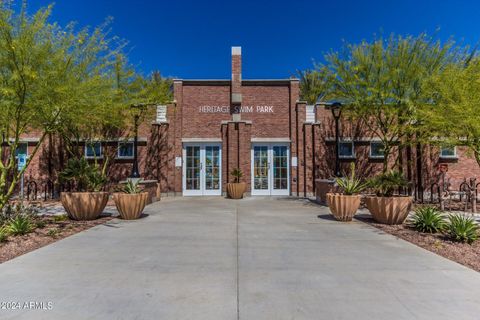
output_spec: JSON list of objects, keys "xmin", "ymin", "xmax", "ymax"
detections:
[
  {"xmin": 440, "ymin": 146, "xmax": 457, "ymax": 158},
  {"xmin": 370, "ymin": 141, "xmax": 385, "ymax": 158},
  {"xmin": 85, "ymin": 142, "xmax": 103, "ymax": 159},
  {"xmin": 15, "ymin": 142, "xmax": 28, "ymax": 158},
  {"xmin": 118, "ymin": 141, "xmax": 134, "ymax": 159},
  {"xmin": 339, "ymin": 141, "xmax": 355, "ymax": 159}
]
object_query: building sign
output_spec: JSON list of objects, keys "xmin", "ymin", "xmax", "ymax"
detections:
[
  {"xmin": 17, "ymin": 154, "xmax": 27, "ymax": 171},
  {"xmin": 198, "ymin": 105, "xmax": 274, "ymax": 114}
]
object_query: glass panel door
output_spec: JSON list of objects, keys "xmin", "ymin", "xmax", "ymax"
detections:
[
  {"xmin": 204, "ymin": 146, "xmax": 221, "ymax": 195},
  {"xmin": 251, "ymin": 144, "xmax": 289, "ymax": 196},
  {"xmin": 185, "ymin": 146, "xmax": 202, "ymax": 195},
  {"xmin": 183, "ymin": 144, "xmax": 222, "ymax": 196},
  {"xmin": 252, "ymin": 146, "xmax": 270, "ymax": 195},
  {"xmin": 271, "ymin": 145, "xmax": 289, "ymax": 195}
]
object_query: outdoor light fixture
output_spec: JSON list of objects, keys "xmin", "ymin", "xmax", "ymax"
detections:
[
  {"xmin": 130, "ymin": 104, "xmax": 147, "ymax": 180},
  {"xmin": 329, "ymin": 102, "xmax": 342, "ymax": 177}
]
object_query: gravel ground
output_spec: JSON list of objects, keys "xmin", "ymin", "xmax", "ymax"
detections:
[
  {"xmin": 357, "ymin": 214, "xmax": 480, "ymax": 272},
  {"xmin": 0, "ymin": 201, "xmax": 116, "ymax": 263}
]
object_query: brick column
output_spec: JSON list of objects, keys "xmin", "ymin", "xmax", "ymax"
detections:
[
  {"xmin": 289, "ymin": 79, "xmax": 300, "ymax": 196},
  {"xmin": 222, "ymin": 120, "xmax": 252, "ymax": 194},
  {"xmin": 173, "ymin": 80, "xmax": 183, "ymax": 194}
]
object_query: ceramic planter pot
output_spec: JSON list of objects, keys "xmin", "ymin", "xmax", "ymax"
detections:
[
  {"xmin": 113, "ymin": 192, "xmax": 149, "ymax": 220},
  {"xmin": 61, "ymin": 192, "xmax": 109, "ymax": 221},
  {"xmin": 227, "ymin": 182, "xmax": 246, "ymax": 199},
  {"xmin": 365, "ymin": 196, "xmax": 413, "ymax": 225},
  {"xmin": 326, "ymin": 193, "xmax": 361, "ymax": 222}
]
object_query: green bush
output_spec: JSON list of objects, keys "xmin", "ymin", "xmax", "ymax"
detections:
[
  {"xmin": 0, "ymin": 228, "xmax": 7, "ymax": 242},
  {"xmin": 1, "ymin": 203, "xmax": 37, "ymax": 226},
  {"xmin": 335, "ymin": 163, "xmax": 367, "ymax": 195},
  {"xmin": 53, "ymin": 214, "xmax": 68, "ymax": 223},
  {"xmin": 445, "ymin": 214, "xmax": 479, "ymax": 244},
  {"xmin": 47, "ymin": 228, "xmax": 59, "ymax": 238},
  {"xmin": 410, "ymin": 206, "xmax": 445, "ymax": 233},
  {"xmin": 6, "ymin": 215, "xmax": 33, "ymax": 236},
  {"xmin": 368, "ymin": 170, "xmax": 409, "ymax": 197},
  {"xmin": 35, "ymin": 220, "xmax": 47, "ymax": 229}
]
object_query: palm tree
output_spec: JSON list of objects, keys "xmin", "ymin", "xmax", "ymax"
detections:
[{"xmin": 297, "ymin": 67, "xmax": 332, "ymax": 104}]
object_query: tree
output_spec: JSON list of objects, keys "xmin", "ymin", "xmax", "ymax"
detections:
[
  {"xmin": 297, "ymin": 67, "xmax": 332, "ymax": 104},
  {"xmin": 325, "ymin": 33, "xmax": 457, "ymax": 172},
  {"xmin": 420, "ymin": 57, "xmax": 480, "ymax": 167},
  {"xmin": 0, "ymin": 2, "xmax": 171, "ymax": 208},
  {"xmin": 0, "ymin": 3, "xmax": 81, "ymax": 208}
]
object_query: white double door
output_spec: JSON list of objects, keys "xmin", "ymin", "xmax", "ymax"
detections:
[
  {"xmin": 183, "ymin": 143, "xmax": 222, "ymax": 196},
  {"xmin": 251, "ymin": 144, "xmax": 290, "ymax": 196}
]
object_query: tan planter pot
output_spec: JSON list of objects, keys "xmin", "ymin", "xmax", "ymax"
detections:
[
  {"xmin": 326, "ymin": 193, "xmax": 361, "ymax": 222},
  {"xmin": 365, "ymin": 196, "xmax": 413, "ymax": 225},
  {"xmin": 61, "ymin": 192, "xmax": 109, "ymax": 221},
  {"xmin": 227, "ymin": 182, "xmax": 246, "ymax": 199},
  {"xmin": 113, "ymin": 192, "xmax": 149, "ymax": 220}
]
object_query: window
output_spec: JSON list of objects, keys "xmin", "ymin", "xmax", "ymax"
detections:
[
  {"xmin": 339, "ymin": 141, "xmax": 354, "ymax": 158},
  {"xmin": 118, "ymin": 141, "xmax": 134, "ymax": 159},
  {"xmin": 370, "ymin": 141, "xmax": 385, "ymax": 158},
  {"xmin": 440, "ymin": 146, "xmax": 457, "ymax": 158},
  {"xmin": 85, "ymin": 142, "xmax": 102, "ymax": 159},
  {"xmin": 15, "ymin": 142, "xmax": 28, "ymax": 158}
]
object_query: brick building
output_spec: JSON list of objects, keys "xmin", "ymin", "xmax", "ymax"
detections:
[{"xmin": 19, "ymin": 46, "xmax": 480, "ymax": 198}]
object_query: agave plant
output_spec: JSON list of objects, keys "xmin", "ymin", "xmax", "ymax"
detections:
[
  {"xmin": 6, "ymin": 215, "xmax": 33, "ymax": 236},
  {"xmin": 335, "ymin": 163, "xmax": 367, "ymax": 195},
  {"xmin": 410, "ymin": 206, "xmax": 445, "ymax": 233},
  {"xmin": 445, "ymin": 214, "xmax": 478, "ymax": 244},
  {"xmin": 123, "ymin": 179, "xmax": 142, "ymax": 194}
]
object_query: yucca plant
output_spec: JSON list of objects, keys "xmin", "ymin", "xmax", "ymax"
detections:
[
  {"xmin": 410, "ymin": 206, "xmax": 445, "ymax": 233},
  {"xmin": 445, "ymin": 214, "xmax": 478, "ymax": 244},
  {"xmin": 335, "ymin": 163, "xmax": 367, "ymax": 195},
  {"xmin": 123, "ymin": 179, "xmax": 142, "ymax": 194},
  {"xmin": 6, "ymin": 215, "xmax": 33, "ymax": 236}
]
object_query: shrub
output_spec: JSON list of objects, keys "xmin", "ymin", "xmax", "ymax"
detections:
[
  {"xmin": 445, "ymin": 214, "xmax": 479, "ymax": 244},
  {"xmin": 335, "ymin": 163, "xmax": 367, "ymax": 195},
  {"xmin": 47, "ymin": 228, "xmax": 60, "ymax": 238},
  {"xmin": 53, "ymin": 214, "xmax": 68, "ymax": 223},
  {"xmin": 35, "ymin": 220, "xmax": 47, "ymax": 229},
  {"xmin": 0, "ymin": 228, "xmax": 7, "ymax": 243},
  {"xmin": 410, "ymin": 206, "xmax": 445, "ymax": 233},
  {"xmin": 0, "ymin": 203, "xmax": 37, "ymax": 226},
  {"xmin": 6, "ymin": 215, "xmax": 33, "ymax": 236},
  {"xmin": 368, "ymin": 170, "xmax": 409, "ymax": 197}
]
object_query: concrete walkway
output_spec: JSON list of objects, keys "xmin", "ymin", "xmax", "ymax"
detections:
[{"xmin": 1, "ymin": 197, "xmax": 480, "ymax": 319}]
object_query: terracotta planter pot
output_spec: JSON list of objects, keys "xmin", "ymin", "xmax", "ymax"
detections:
[
  {"xmin": 365, "ymin": 196, "xmax": 413, "ymax": 225},
  {"xmin": 326, "ymin": 193, "xmax": 361, "ymax": 222},
  {"xmin": 61, "ymin": 192, "xmax": 109, "ymax": 221},
  {"xmin": 227, "ymin": 182, "xmax": 246, "ymax": 199},
  {"xmin": 113, "ymin": 192, "xmax": 149, "ymax": 220}
]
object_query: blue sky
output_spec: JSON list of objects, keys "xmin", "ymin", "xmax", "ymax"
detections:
[{"xmin": 26, "ymin": 0, "xmax": 480, "ymax": 79}]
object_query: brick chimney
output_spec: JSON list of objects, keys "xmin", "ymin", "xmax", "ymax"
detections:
[{"xmin": 231, "ymin": 46, "xmax": 242, "ymax": 110}]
